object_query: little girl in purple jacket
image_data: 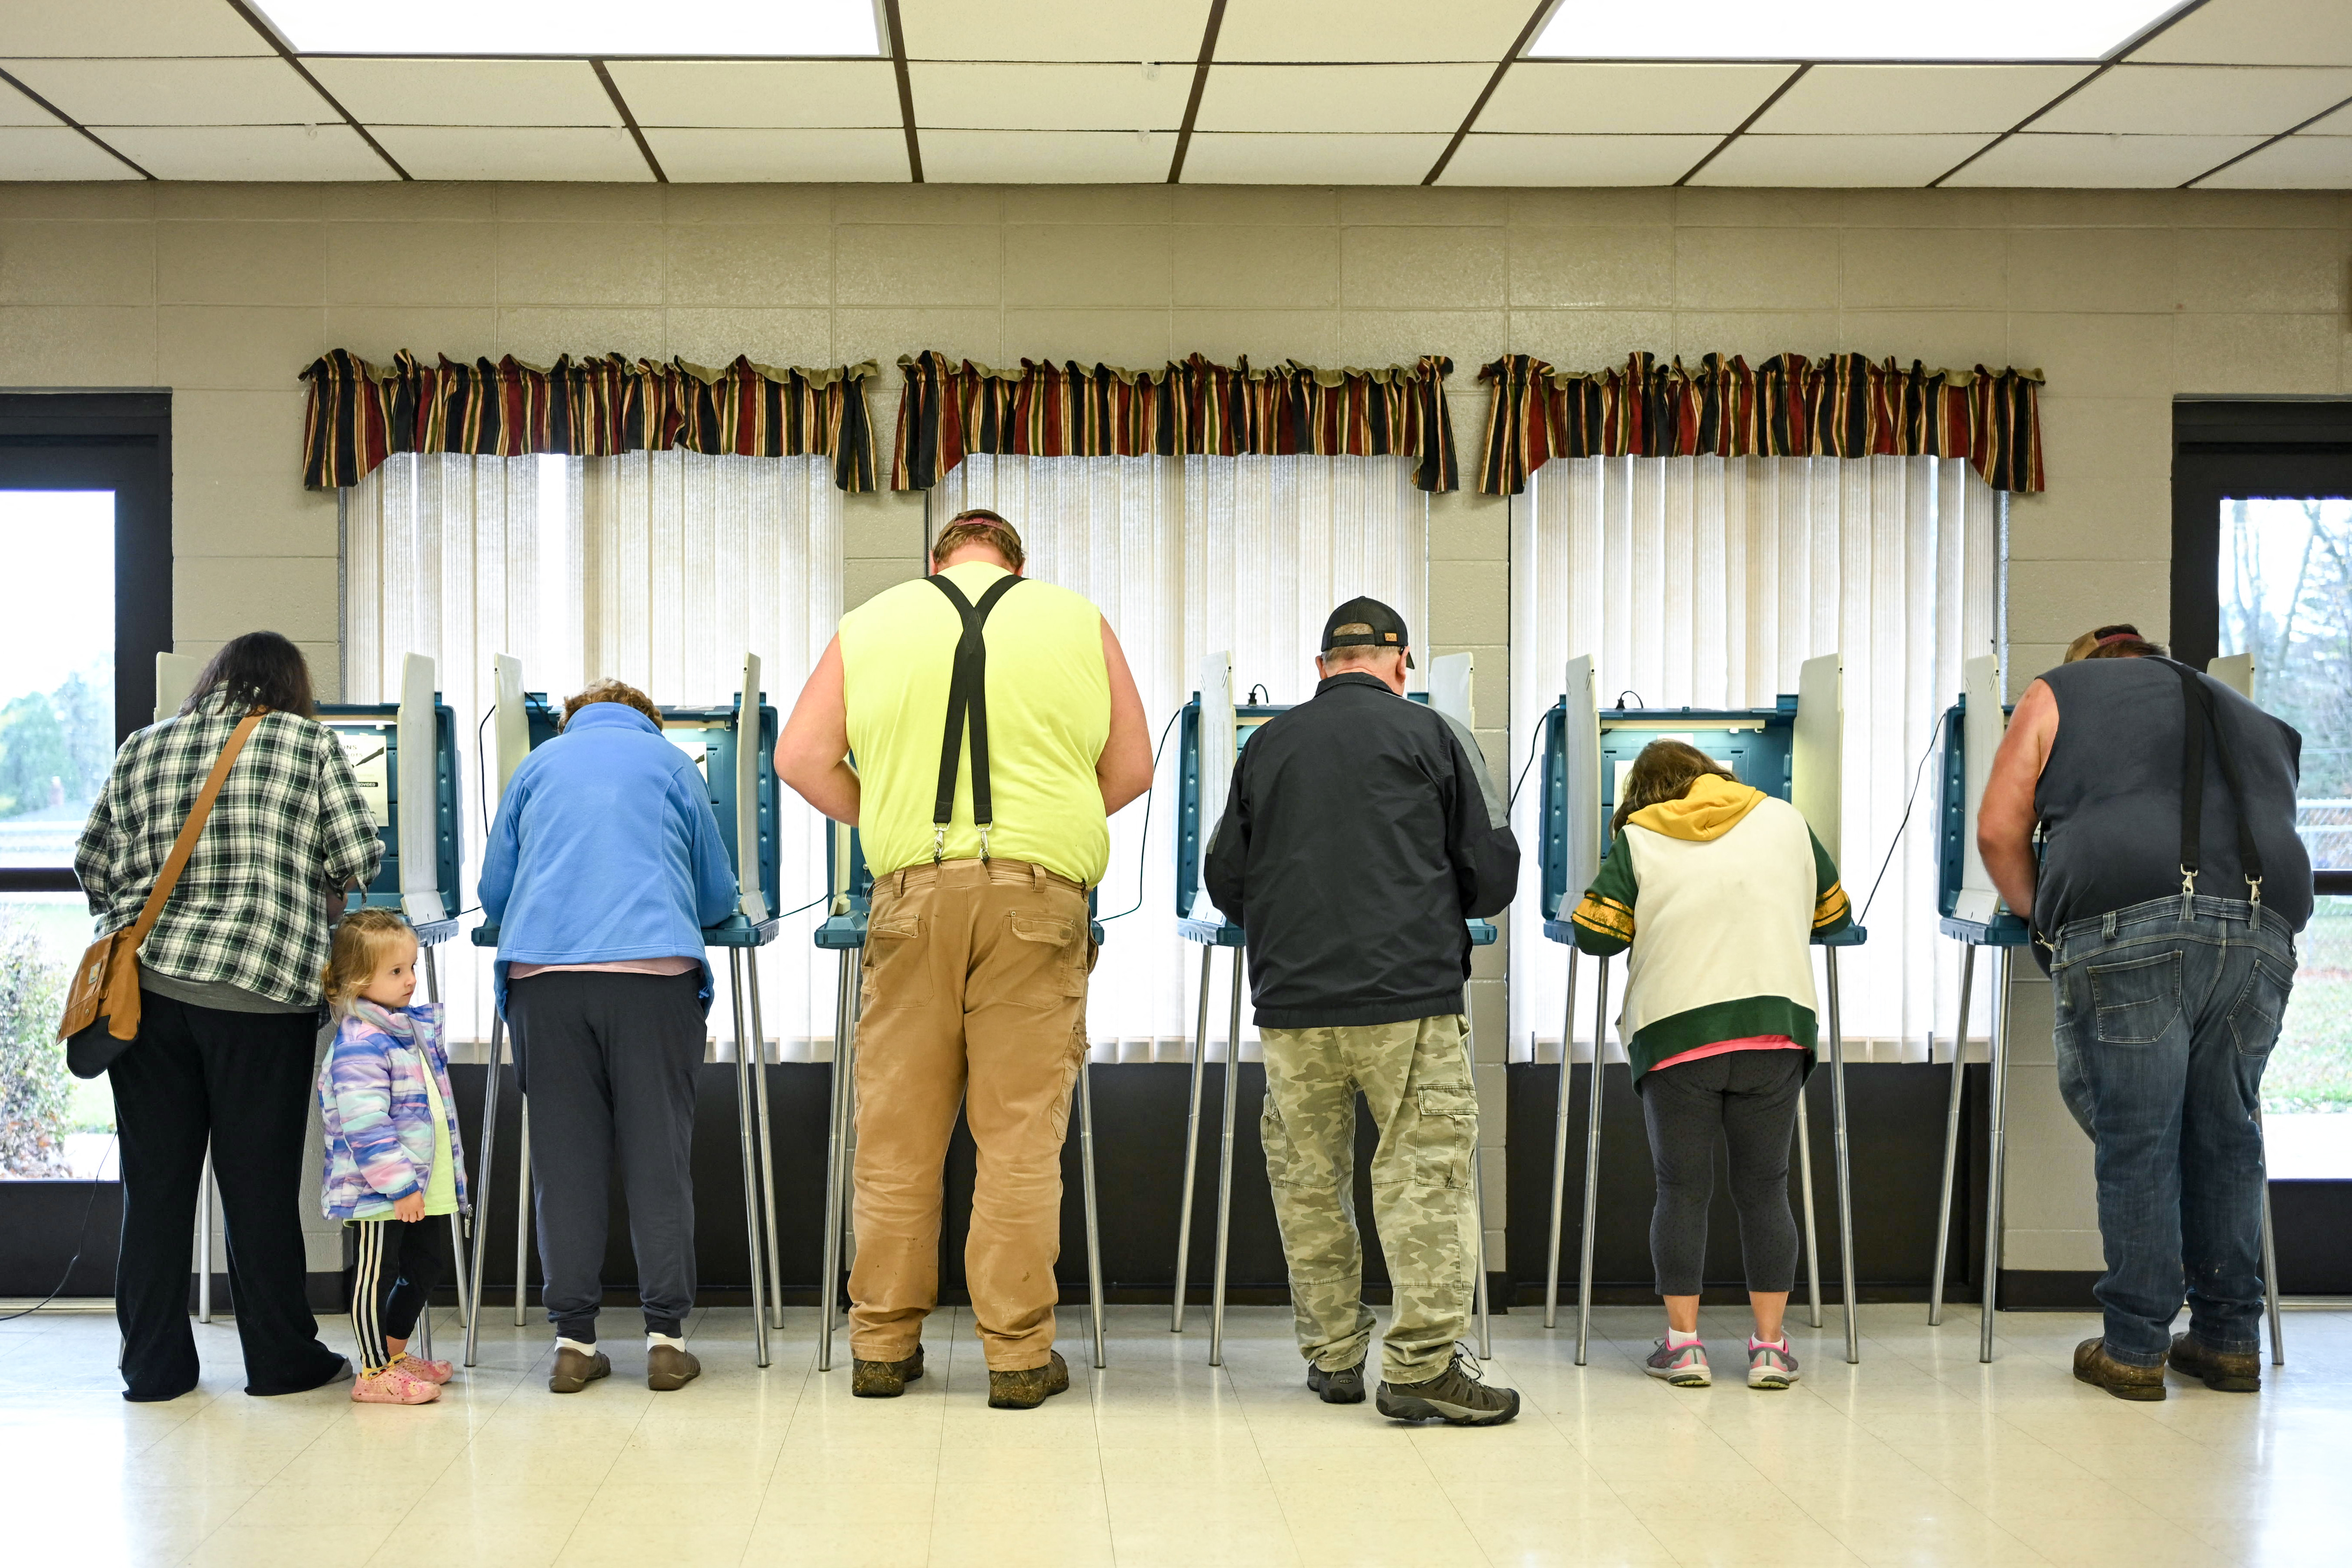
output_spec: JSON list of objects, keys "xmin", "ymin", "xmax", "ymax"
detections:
[{"xmin": 317, "ymin": 908, "xmax": 469, "ymax": 1405}]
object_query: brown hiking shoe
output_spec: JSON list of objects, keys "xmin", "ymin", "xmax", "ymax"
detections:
[
  {"xmin": 647, "ymin": 1344, "xmax": 700, "ymax": 1391},
  {"xmin": 1376, "ymin": 1352, "xmax": 1520, "ymax": 1426},
  {"xmin": 2073, "ymin": 1337, "xmax": 2165, "ymax": 1401},
  {"xmin": 549, "ymin": 1346, "xmax": 611, "ymax": 1394},
  {"xmin": 851, "ymin": 1346, "xmax": 924, "ymax": 1398},
  {"xmin": 987, "ymin": 1350, "xmax": 1070, "ymax": 1410},
  {"xmin": 2170, "ymin": 1334, "xmax": 2260, "ymax": 1392}
]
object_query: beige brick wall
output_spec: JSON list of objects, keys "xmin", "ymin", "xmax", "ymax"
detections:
[{"xmin": 7, "ymin": 178, "xmax": 2346, "ymax": 1274}]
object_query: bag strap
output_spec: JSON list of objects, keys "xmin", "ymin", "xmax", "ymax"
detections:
[
  {"xmin": 2171, "ymin": 662, "xmax": 2264, "ymax": 914},
  {"xmin": 125, "ymin": 708, "xmax": 266, "ymax": 949},
  {"xmin": 926, "ymin": 572, "xmax": 1024, "ymax": 863}
]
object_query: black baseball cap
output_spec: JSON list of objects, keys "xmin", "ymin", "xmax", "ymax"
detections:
[{"xmin": 1321, "ymin": 596, "xmax": 1414, "ymax": 669}]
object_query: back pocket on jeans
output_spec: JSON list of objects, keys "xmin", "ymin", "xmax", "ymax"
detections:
[
  {"xmin": 2088, "ymin": 950, "xmax": 2182, "ymax": 1046},
  {"xmin": 2227, "ymin": 958, "xmax": 2291, "ymax": 1057}
]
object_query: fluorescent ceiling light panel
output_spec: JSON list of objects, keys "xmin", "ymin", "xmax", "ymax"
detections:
[
  {"xmin": 255, "ymin": 0, "xmax": 882, "ymax": 58},
  {"xmin": 1528, "ymin": 0, "xmax": 2181, "ymax": 62}
]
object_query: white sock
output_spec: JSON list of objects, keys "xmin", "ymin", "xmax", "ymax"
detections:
[
  {"xmin": 1750, "ymin": 1333, "xmax": 1787, "ymax": 1351},
  {"xmin": 1666, "ymin": 1328, "xmax": 1701, "ymax": 1349},
  {"xmin": 556, "ymin": 1336, "xmax": 597, "ymax": 1356},
  {"xmin": 648, "ymin": 1332, "xmax": 686, "ymax": 1351}
]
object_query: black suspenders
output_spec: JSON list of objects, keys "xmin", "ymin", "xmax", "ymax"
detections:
[
  {"xmin": 928, "ymin": 572, "xmax": 1023, "ymax": 863},
  {"xmin": 2171, "ymin": 660, "xmax": 2265, "ymax": 915}
]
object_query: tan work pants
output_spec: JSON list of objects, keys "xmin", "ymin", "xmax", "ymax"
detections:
[{"xmin": 847, "ymin": 857, "xmax": 1092, "ymax": 1371}]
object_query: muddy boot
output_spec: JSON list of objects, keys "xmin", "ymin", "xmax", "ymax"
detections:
[
  {"xmin": 2072, "ymin": 1338, "xmax": 2165, "ymax": 1401},
  {"xmin": 852, "ymin": 1345, "xmax": 925, "ymax": 1398},
  {"xmin": 1376, "ymin": 1352, "xmax": 1520, "ymax": 1426},
  {"xmin": 987, "ymin": 1350, "xmax": 1071, "ymax": 1410},
  {"xmin": 2169, "ymin": 1334, "xmax": 2260, "ymax": 1392}
]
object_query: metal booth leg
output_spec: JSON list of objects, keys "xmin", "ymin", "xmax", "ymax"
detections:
[
  {"xmin": 746, "ymin": 949, "xmax": 786, "ymax": 1333},
  {"xmin": 462, "ymin": 1013, "xmax": 505, "ymax": 1368},
  {"xmin": 1795, "ymin": 1090, "xmax": 1823, "ymax": 1330},
  {"xmin": 1928, "ymin": 943, "xmax": 1976, "ymax": 1326},
  {"xmin": 727, "ymin": 950, "xmax": 771, "ymax": 1369},
  {"xmin": 1574, "ymin": 957, "xmax": 1611, "ymax": 1367},
  {"xmin": 1980, "ymin": 946, "xmax": 2014, "ymax": 1363},
  {"xmin": 818, "ymin": 950, "xmax": 859, "ymax": 1372},
  {"xmin": 1207, "ymin": 947, "xmax": 1245, "ymax": 1368},
  {"xmin": 1171, "ymin": 943, "xmax": 1214, "ymax": 1333},
  {"xmin": 1543, "ymin": 949, "xmax": 1580, "ymax": 1330},
  {"xmin": 195, "ymin": 1153, "xmax": 214, "ymax": 1323},
  {"xmin": 1460, "ymin": 1011, "xmax": 1492, "ymax": 1361},
  {"xmin": 512, "ymin": 1101, "xmax": 532, "ymax": 1327},
  {"xmin": 1078, "ymin": 1057, "xmax": 1108, "ymax": 1370},
  {"xmin": 2256, "ymin": 1105, "xmax": 2285, "ymax": 1366},
  {"xmin": 1824, "ymin": 949, "xmax": 1861, "ymax": 1365}
]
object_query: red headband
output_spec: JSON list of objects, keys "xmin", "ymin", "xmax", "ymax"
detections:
[{"xmin": 2096, "ymin": 632, "xmax": 2139, "ymax": 647}]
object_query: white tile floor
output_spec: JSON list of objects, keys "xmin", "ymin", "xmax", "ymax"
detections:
[{"xmin": 6, "ymin": 1301, "xmax": 2349, "ymax": 1567}]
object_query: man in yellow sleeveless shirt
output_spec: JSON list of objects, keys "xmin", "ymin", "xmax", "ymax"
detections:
[{"xmin": 778, "ymin": 510, "xmax": 1151, "ymax": 1409}]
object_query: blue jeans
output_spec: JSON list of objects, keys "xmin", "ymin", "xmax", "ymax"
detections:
[{"xmin": 2049, "ymin": 894, "xmax": 2294, "ymax": 1366}]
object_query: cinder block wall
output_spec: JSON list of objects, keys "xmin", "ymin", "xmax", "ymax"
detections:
[{"xmin": 7, "ymin": 179, "xmax": 2347, "ymax": 1277}]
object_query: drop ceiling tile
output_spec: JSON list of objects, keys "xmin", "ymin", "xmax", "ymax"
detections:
[
  {"xmin": 1479, "ymin": 62, "xmax": 1789, "ymax": 136},
  {"xmin": 98, "ymin": 123, "xmax": 393, "ymax": 180},
  {"xmin": 1753, "ymin": 64, "xmax": 2097, "ymax": 135},
  {"xmin": 909, "ymin": 62, "xmax": 1191, "ymax": 131},
  {"xmin": 0, "ymin": 124, "xmax": 142, "ymax": 177},
  {"xmin": 2035, "ymin": 65, "xmax": 2352, "ymax": 136},
  {"xmin": 2194, "ymin": 134, "xmax": 2352, "ymax": 188},
  {"xmin": 0, "ymin": 0, "xmax": 272, "ymax": 57},
  {"xmin": 1214, "ymin": 0, "xmax": 1534, "ymax": 63},
  {"xmin": 367, "ymin": 126, "xmax": 652, "ymax": 181},
  {"xmin": 1195, "ymin": 64, "xmax": 1492, "ymax": 134},
  {"xmin": 897, "ymin": 0, "xmax": 1211, "ymax": 64},
  {"xmin": 641, "ymin": 127, "xmax": 911, "ymax": 182},
  {"xmin": 1944, "ymin": 132, "xmax": 2265, "ymax": 187},
  {"xmin": 1440, "ymin": 133, "xmax": 1716, "ymax": 185},
  {"xmin": 1692, "ymin": 133, "xmax": 1995, "ymax": 187},
  {"xmin": 602, "ymin": 60, "xmax": 901, "ymax": 129},
  {"xmin": 1181, "ymin": 131, "xmax": 1450, "ymax": 184},
  {"xmin": 0, "ymin": 57, "xmax": 327, "ymax": 126},
  {"xmin": 2131, "ymin": 0, "xmax": 2352, "ymax": 67},
  {"xmin": 304, "ymin": 59, "xmax": 617, "ymax": 129},
  {"xmin": 924, "ymin": 129, "xmax": 1174, "ymax": 182}
]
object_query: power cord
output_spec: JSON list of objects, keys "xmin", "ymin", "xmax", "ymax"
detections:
[
  {"xmin": 1857, "ymin": 710, "xmax": 1949, "ymax": 924},
  {"xmin": 1095, "ymin": 705, "xmax": 1185, "ymax": 924},
  {"xmin": 1507, "ymin": 721, "xmax": 1547, "ymax": 808},
  {"xmin": 0, "ymin": 1133, "xmax": 117, "ymax": 1322}
]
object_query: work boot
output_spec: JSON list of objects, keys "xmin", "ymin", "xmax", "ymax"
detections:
[
  {"xmin": 548, "ymin": 1345, "xmax": 612, "ymax": 1394},
  {"xmin": 2072, "ymin": 1337, "xmax": 2165, "ymax": 1402},
  {"xmin": 1376, "ymin": 1352, "xmax": 1520, "ymax": 1426},
  {"xmin": 1306, "ymin": 1359, "xmax": 1366, "ymax": 1404},
  {"xmin": 2169, "ymin": 1334, "xmax": 2260, "ymax": 1392},
  {"xmin": 647, "ymin": 1344, "xmax": 700, "ymax": 1391},
  {"xmin": 987, "ymin": 1350, "xmax": 1070, "ymax": 1410},
  {"xmin": 851, "ymin": 1346, "xmax": 925, "ymax": 1399}
]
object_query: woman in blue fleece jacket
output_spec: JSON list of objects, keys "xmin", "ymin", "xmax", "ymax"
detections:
[{"xmin": 478, "ymin": 679, "xmax": 736, "ymax": 1394}]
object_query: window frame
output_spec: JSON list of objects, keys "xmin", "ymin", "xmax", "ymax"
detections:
[{"xmin": 0, "ymin": 391, "xmax": 174, "ymax": 893}]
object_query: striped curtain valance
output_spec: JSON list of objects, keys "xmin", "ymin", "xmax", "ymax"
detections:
[
  {"xmin": 1477, "ymin": 353, "xmax": 2045, "ymax": 496},
  {"xmin": 300, "ymin": 350, "xmax": 881, "ymax": 493},
  {"xmin": 892, "ymin": 351, "xmax": 1459, "ymax": 493}
]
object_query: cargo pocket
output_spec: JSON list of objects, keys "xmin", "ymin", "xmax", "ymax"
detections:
[
  {"xmin": 1007, "ymin": 911, "xmax": 1086, "ymax": 1005},
  {"xmin": 1412, "ymin": 1085, "xmax": 1479, "ymax": 1191},
  {"xmin": 2088, "ymin": 950, "xmax": 2181, "ymax": 1046},
  {"xmin": 860, "ymin": 915, "xmax": 926, "ymax": 1011},
  {"xmin": 2227, "ymin": 958, "xmax": 2290, "ymax": 1057}
]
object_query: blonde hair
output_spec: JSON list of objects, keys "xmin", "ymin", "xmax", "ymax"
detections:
[
  {"xmin": 322, "ymin": 908, "xmax": 416, "ymax": 1014},
  {"xmin": 931, "ymin": 509, "xmax": 1025, "ymax": 573},
  {"xmin": 2064, "ymin": 623, "xmax": 2167, "ymax": 662},
  {"xmin": 1611, "ymin": 739, "xmax": 1739, "ymax": 837},
  {"xmin": 563, "ymin": 678, "xmax": 662, "ymax": 728}
]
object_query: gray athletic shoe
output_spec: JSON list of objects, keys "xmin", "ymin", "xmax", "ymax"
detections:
[
  {"xmin": 1375, "ymin": 1352, "xmax": 1519, "ymax": 1426},
  {"xmin": 1746, "ymin": 1339, "xmax": 1798, "ymax": 1390},
  {"xmin": 1307, "ymin": 1359, "xmax": 1366, "ymax": 1404},
  {"xmin": 1645, "ymin": 1337, "xmax": 1711, "ymax": 1388}
]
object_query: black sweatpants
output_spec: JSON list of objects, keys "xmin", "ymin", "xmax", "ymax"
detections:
[
  {"xmin": 1640, "ymin": 1048, "xmax": 1806, "ymax": 1298},
  {"xmin": 505, "ymin": 969, "xmax": 705, "ymax": 1342},
  {"xmin": 109, "ymin": 991, "xmax": 345, "ymax": 1401},
  {"xmin": 348, "ymin": 1214, "xmax": 454, "ymax": 1372}
]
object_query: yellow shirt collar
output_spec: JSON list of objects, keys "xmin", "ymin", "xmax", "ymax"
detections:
[{"xmin": 1627, "ymin": 773, "xmax": 1766, "ymax": 841}]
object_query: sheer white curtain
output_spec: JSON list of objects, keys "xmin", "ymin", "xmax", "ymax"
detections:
[
  {"xmin": 1508, "ymin": 455, "xmax": 2003, "ymax": 1066},
  {"xmin": 938, "ymin": 454, "xmax": 1430, "ymax": 1062},
  {"xmin": 344, "ymin": 450, "xmax": 843, "ymax": 1054}
]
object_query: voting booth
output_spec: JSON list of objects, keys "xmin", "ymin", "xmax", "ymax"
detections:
[
  {"xmin": 1533, "ymin": 653, "xmax": 1868, "ymax": 1365},
  {"xmin": 1168, "ymin": 651, "xmax": 1499, "ymax": 1366}
]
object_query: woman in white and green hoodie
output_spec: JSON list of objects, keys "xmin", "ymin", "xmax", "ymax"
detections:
[{"xmin": 1571, "ymin": 740, "xmax": 1850, "ymax": 1391}]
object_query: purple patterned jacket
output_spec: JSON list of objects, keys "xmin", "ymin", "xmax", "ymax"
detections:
[{"xmin": 317, "ymin": 1001, "xmax": 470, "ymax": 1221}]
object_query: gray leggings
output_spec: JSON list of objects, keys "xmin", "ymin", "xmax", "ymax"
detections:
[{"xmin": 1640, "ymin": 1048, "xmax": 1805, "ymax": 1297}]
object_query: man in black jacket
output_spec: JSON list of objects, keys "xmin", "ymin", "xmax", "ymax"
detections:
[{"xmin": 1203, "ymin": 597, "xmax": 1521, "ymax": 1425}]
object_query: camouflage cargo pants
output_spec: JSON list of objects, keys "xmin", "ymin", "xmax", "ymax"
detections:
[{"xmin": 1258, "ymin": 1014, "xmax": 1479, "ymax": 1384}]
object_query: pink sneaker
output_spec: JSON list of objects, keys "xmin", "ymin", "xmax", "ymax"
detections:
[
  {"xmin": 351, "ymin": 1364, "xmax": 441, "ymax": 1405},
  {"xmin": 392, "ymin": 1352, "xmax": 454, "ymax": 1384}
]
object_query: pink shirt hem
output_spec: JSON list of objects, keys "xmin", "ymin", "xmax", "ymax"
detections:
[
  {"xmin": 507, "ymin": 957, "xmax": 700, "ymax": 979},
  {"xmin": 1648, "ymin": 1035, "xmax": 1804, "ymax": 1075}
]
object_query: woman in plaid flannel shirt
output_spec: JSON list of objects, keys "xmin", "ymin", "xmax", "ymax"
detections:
[{"xmin": 75, "ymin": 631, "xmax": 382, "ymax": 1402}]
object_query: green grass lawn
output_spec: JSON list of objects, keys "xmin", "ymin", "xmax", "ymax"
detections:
[{"xmin": 2268, "ymin": 898, "xmax": 2352, "ymax": 1114}]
